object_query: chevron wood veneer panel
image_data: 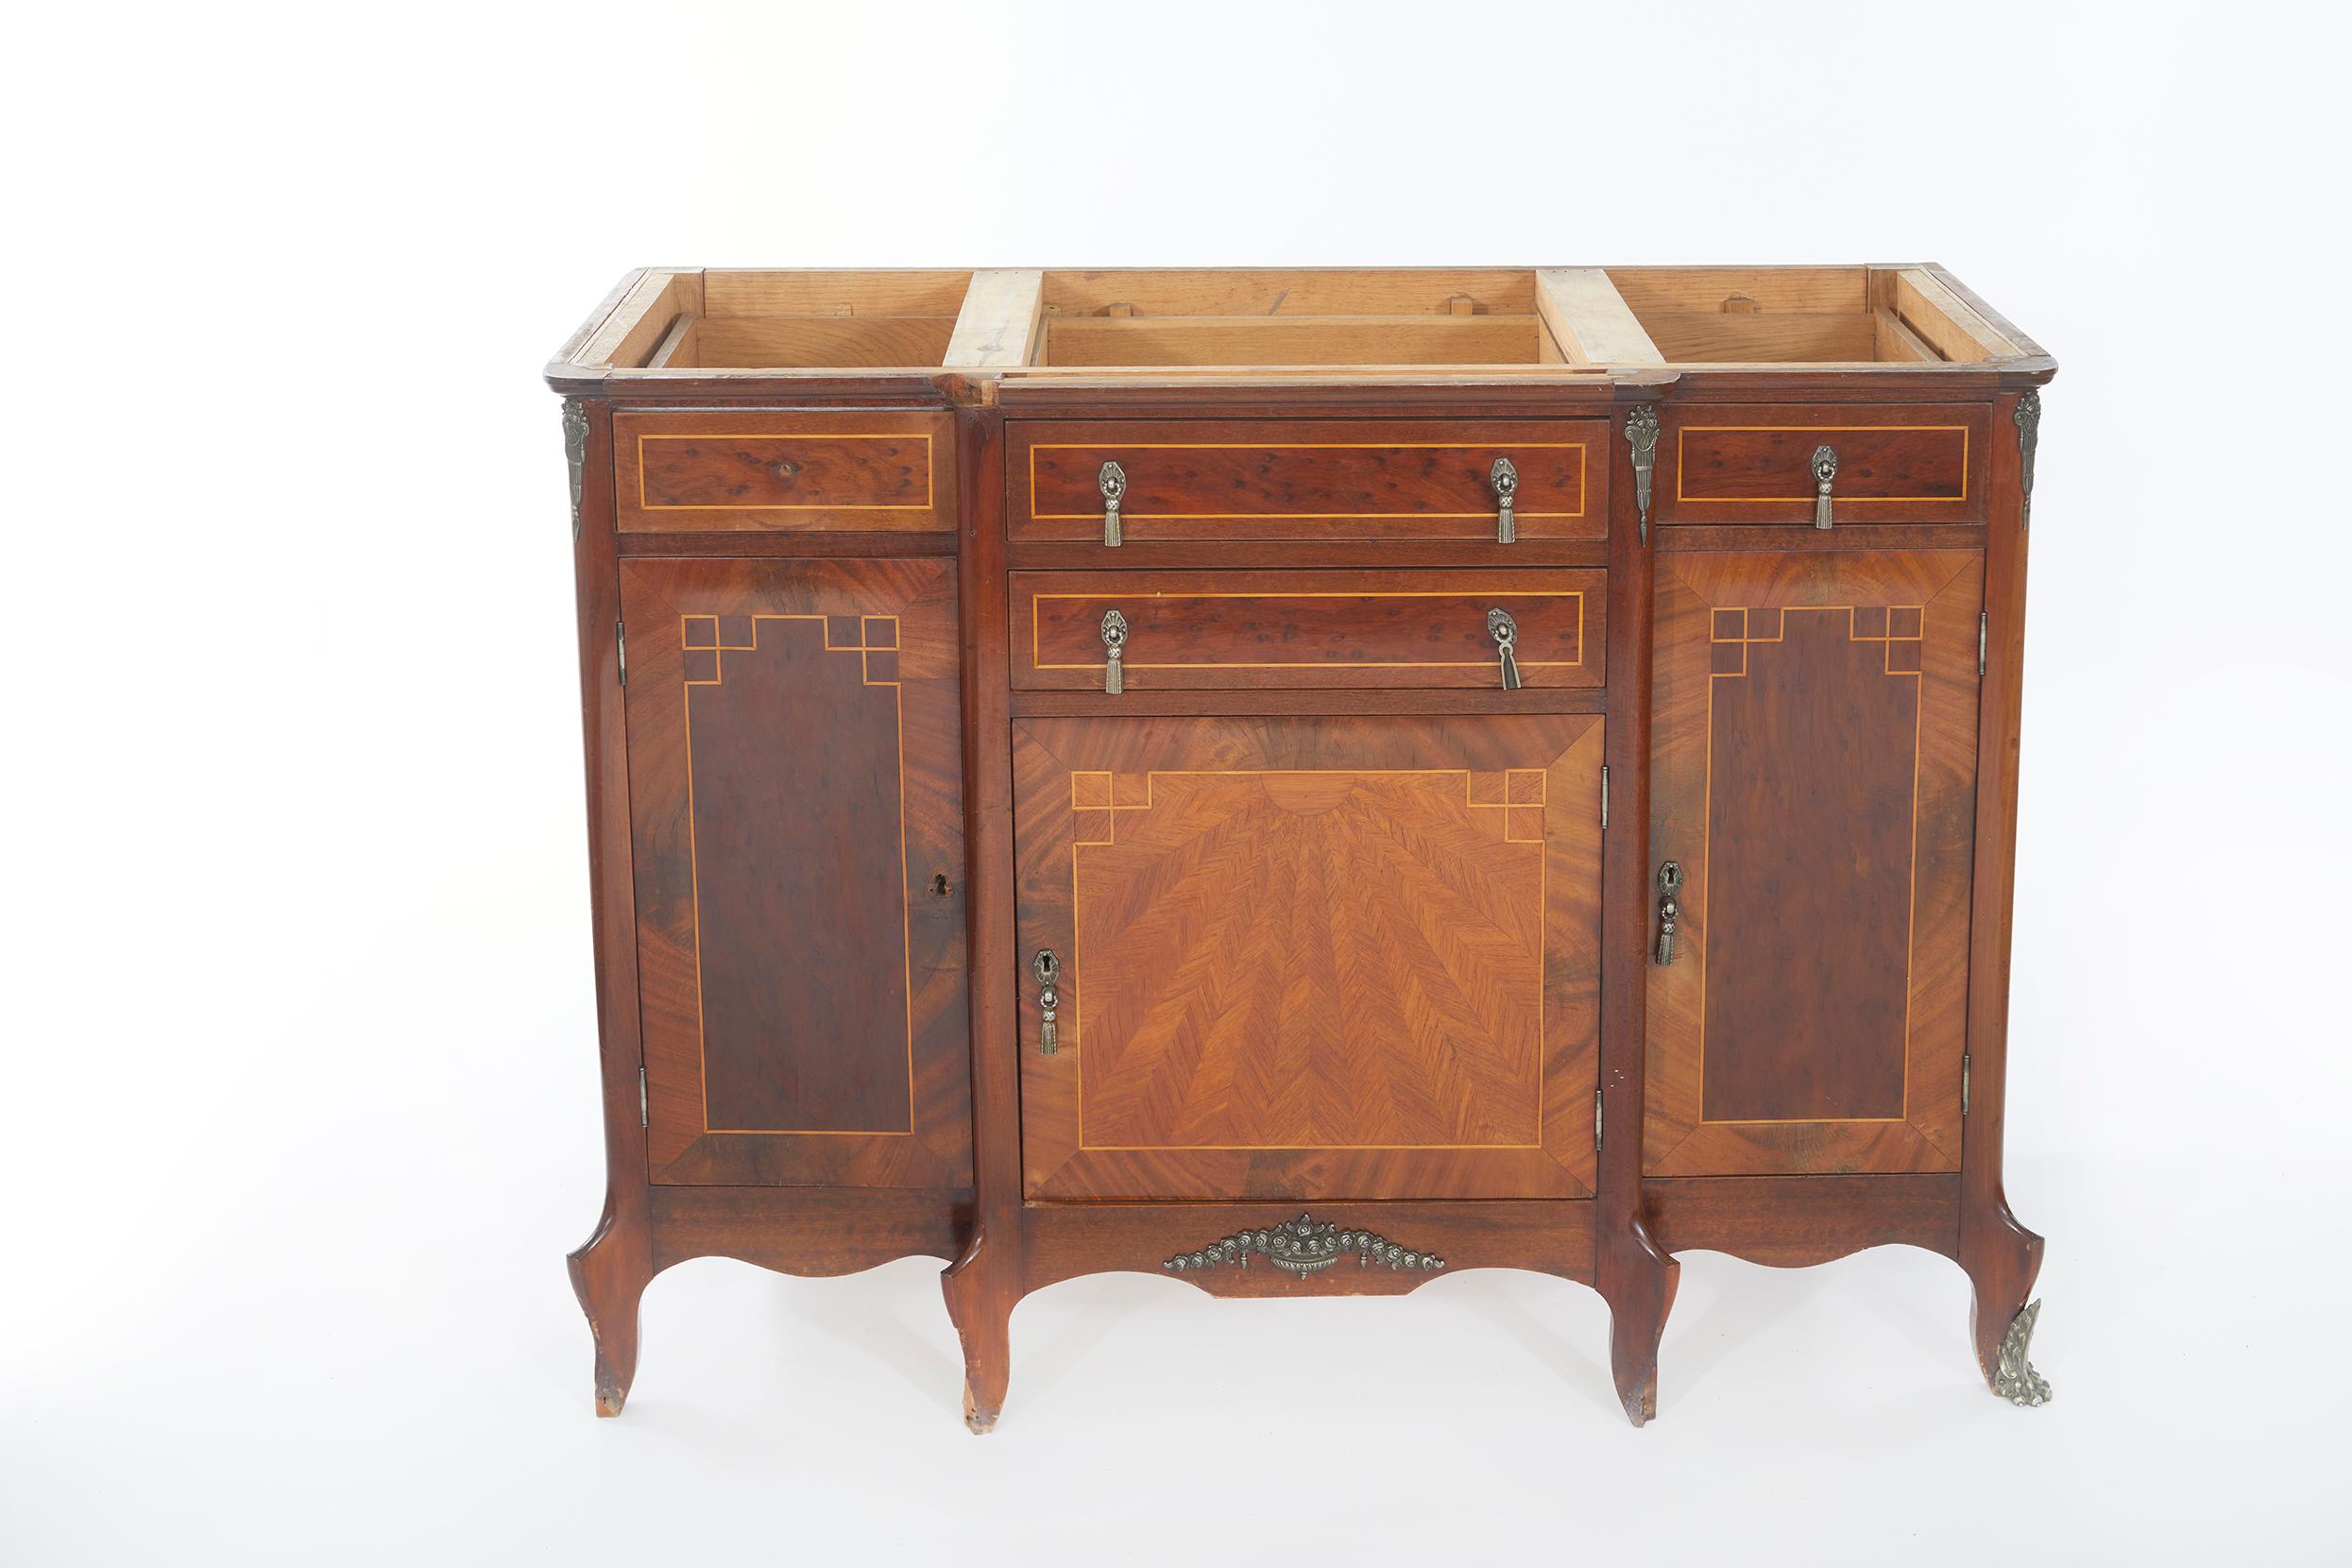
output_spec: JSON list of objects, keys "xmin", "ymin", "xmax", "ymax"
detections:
[{"xmin": 1014, "ymin": 713, "xmax": 1604, "ymax": 1202}]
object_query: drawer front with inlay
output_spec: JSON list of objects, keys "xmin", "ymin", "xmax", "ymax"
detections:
[
  {"xmin": 613, "ymin": 409, "xmax": 954, "ymax": 533},
  {"xmin": 1657, "ymin": 403, "xmax": 1991, "ymax": 527},
  {"xmin": 1010, "ymin": 569, "xmax": 1604, "ymax": 690},
  {"xmin": 1008, "ymin": 419, "xmax": 1609, "ymax": 543}
]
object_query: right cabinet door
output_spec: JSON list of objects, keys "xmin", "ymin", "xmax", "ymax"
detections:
[{"xmin": 1645, "ymin": 550, "xmax": 1982, "ymax": 1177}]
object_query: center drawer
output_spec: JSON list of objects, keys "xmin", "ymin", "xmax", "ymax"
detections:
[
  {"xmin": 1011, "ymin": 569, "xmax": 1605, "ymax": 690},
  {"xmin": 1007, "ymin": 419, "xmax": 1610, "ymax": 543}
]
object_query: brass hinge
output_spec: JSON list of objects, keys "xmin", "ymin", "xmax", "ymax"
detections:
[
  {"xmin": 1962, "ymin": 1053, "xmax": 1971, "ymax": 1116},
  {"xmin": 638, "ymin": 1065, "xmax": 648, "ymax": 1129},
  {"xmin": 1599, "ymin": 765, "xmax": 1610, "ymax": 829},
  {"xmin": 617, "ymin": 619, "xmax": 628, "ymax": 686},
  {"xmin": 1978, "ymin": 612, "xmax": 1987, "ymax": 677},
  {"xmin": 1594, "ymin": 1089, "xmax": 1604, "ymax": 1153}
]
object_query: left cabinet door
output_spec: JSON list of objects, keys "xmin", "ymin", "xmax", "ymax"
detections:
[{"xmin": 621, "ymin": 557, "xmax": 970, "ymax": 1187}]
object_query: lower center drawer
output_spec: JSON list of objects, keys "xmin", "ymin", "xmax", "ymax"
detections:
[{"xmin": 1010, "ymin": 569, "xmax": 1606, "ymax": 690}]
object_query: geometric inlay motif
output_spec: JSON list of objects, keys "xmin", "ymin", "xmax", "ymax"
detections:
[
  {"xmin": 1709, "ymin": 603, "xmax": 1926, "ymax": 677},
  {"xmin": 1070, "ymin": 766, "xmax": 1547, "ymax": 848},
  {"xmin": 681, "ymin": 611, "xmax": 900, "ymax": 688}
]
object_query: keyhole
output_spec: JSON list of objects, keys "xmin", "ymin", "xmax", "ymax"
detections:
[{"xmin": 930, "ymin": 874, "xmax": 951, "ymax": 897}]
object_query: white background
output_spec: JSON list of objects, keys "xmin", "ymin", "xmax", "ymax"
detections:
[{"xmin": 6, "ymin": 2, "xmax": 2347, "ymax": 1562}]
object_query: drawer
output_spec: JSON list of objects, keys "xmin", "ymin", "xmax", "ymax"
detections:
[
  {"xmin": 1657, "ymin": 403, "xmax": 1991, "ymax": 527},
  {"xmin": 1010, "ymin": 569, "xmax": 1604, "ymax": 690},
  {"xmin": 1007, "ymin": 419, "xmax": 1609, "ymax": 543},
  {"xmin": 612, "ymin": 409, "xmax": 953, "ymax": 533}
]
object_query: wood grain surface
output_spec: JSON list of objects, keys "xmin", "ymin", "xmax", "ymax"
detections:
[
  {"xmin": 1658, "ymin": 403, "xmax": 1992, "ymax": 527},
  {"xmin": 1013, "ymin": 713, "xmax": 1603, "ymax": 1202},
  {"xmin": 1008, "ymin": 418, "xmax": 1608, "ymax": 543},
  {"xmin": 1644, "ymin": 549, "xmax": 1982, "ymax": 1176},
  {"xmin": 621, "ymin": 557, "xmax": 972, "ymax": 1187},
  {"xmin": 1011, "ymin": 568, "xmax": 1604, "ymax": 690}
]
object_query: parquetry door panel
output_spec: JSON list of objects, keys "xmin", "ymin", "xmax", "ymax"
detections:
[
  {"xmin": 621, "ymin": 557, "xmax": 970, "ymax": 1187},
  {"xmin": 1644, "ymin": 551, "xmax": 1982, "ymax": 1176},
  {"xmin": 1014, "ymin": 714, "xmax": 1604, "ymax": 1202}
]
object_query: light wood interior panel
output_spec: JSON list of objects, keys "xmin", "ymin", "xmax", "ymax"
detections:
[
  {"xmin": 1639, "ymin": 313, "xmax": 1884, "ymax": 364},
  {"xmin": 702, "ymin": 269, "xmax": 975, "ymax": 317},
  {"xmin": 555, "ymin": 266, "xmax": 2034, "ymax": 372},
  {"xmin": 1039, "ymin": 268, "xmax": 1540, "ymax": 317},
  {"xmin": 689, "ymin": 316, "xmax": 958, "ymax": 368},
  {"xmin": 1604, "ymin": 266, "xmax": 2013, "ymax": 365},
  {"xmin": 1037, "ymin": 314, "xmax": 1548, "ymax": 366}
]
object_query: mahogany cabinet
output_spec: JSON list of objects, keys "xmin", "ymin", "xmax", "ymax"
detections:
[{"xmin": 546, "ymin": 264, "xmax": 2056, "ymax": 1428}]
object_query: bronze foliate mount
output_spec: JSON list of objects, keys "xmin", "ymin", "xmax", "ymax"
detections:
[
  {"xmin": 1624, "ymin": 406, "xmax": 1660, "ymax": 543},
  {"xmin": 2015, "ymin": 389, "xmax": 2043, "ymax": 528},
  {"xmin": 560, "ymin": 399, "xmax": 589, "ymax": 537},
  {"xmin": 1164, "ymin": 1213, "xmax": 1446, "ymax": 1278},
  {"xmin": 1994, "ymin": 1299, "xmax": 2053, "ymax": 1407}
]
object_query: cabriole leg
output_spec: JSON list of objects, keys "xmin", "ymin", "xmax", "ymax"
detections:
[
  {"xmin": 1597, "ymin": 1221, "xmax": 1680, "ymax": 1427},
  {"xmin": 567, "ymin": 1196, "xmax": 655, "ymax": 1417},
  {"xmin": 1961, "ymin": 1196, "xmax": 2049, "ymax": 1406},
  {"xmin": 941, "ymin": 1229, "xmax": 1017, "ymax": 1434}
]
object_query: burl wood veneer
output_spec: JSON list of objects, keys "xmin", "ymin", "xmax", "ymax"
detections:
[{"xmin": 547, "ymin": 264, "xmax": 2056, "ymax": 1429}]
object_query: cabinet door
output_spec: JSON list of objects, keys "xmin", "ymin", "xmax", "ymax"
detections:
[
  {"xmin": 1644, "ymin": 551, "xmax": 1981, "ymax": 1176},
  {"xmin": 621, "ymin": 558, "xmax": 969, "ymax": 1187},
  {"xmin": 1014, "ymin": 714, "xmax": 1603, "ymax": 1202}
]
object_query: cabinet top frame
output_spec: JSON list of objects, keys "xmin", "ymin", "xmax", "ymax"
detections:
[{"xmin": 547, "ymin": 264, "xmax": 2053, "ymax": 397}]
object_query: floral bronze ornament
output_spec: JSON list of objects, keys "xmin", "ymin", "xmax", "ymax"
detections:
[
  {"xmin": 1624, "ymin": 406, "xmax": 1660, "ymax": 542},
  {"xmin": 1164, "ymin": 1213, "xmax": 1446, "ymax": 1278},
  {"xmin": 561, "ymin": 399, "xmax": 589, "ymax": 537},
  {"xmin": 1994, "ymin": 1299, "xmax": 2052, "ymax": 1406},
  {"xmin": 2014, "ymin": 389, "xmax": 2042, "ymax": 529}
]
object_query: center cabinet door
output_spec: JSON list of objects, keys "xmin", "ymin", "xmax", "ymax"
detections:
[{"xmin": 1013, "ymin": 714, "xmax": 1604, "ymax": 1202}]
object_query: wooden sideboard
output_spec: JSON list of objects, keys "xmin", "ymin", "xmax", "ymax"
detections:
[{"xmin": 545, "ymin": 265, "xmax": 2055, "ymax": 1428}]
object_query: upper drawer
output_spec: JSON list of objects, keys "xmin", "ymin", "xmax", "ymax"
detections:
[
  {"xmin": 1657, "ymin": 403, "xmax": 1991, "ymax": 527},
  {"xmin": 613, "ymin": 409, "xmax": 954, "ymax": 533},
  {"xmin": 1010, "ymin": 568, "xmax": 1604, "ymax": 690},
  {"xmin": 1007, "ymin": 419, "xmax": 1609, "ymax": 543}
]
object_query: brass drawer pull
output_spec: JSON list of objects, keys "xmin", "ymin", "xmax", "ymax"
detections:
[
  {"xmin": 1654, "ymin": 861, "xmax": 1683, "ymax": 964},
  {"xmin": 1099, "ymin": 460, "xmax": 1126, "ymax": 547},
  {"xmin": 1491, "ymin": 456, "xmax": 1518, "ymax": 544},
  {"xmin": 1487, "ymin": 606, "xmax": 1523, "ymax": 690},
  {"xmin": 1812, "ymin": 444, "xmax": 1838, "ymax": 529},
  {"xmin": 1031, "ymin": 949, "xmax": 1061, "ymax": 1056},
  {"xmin": 1099, "ymin": 608, "xmax": 1129, "ymax": 694}
]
